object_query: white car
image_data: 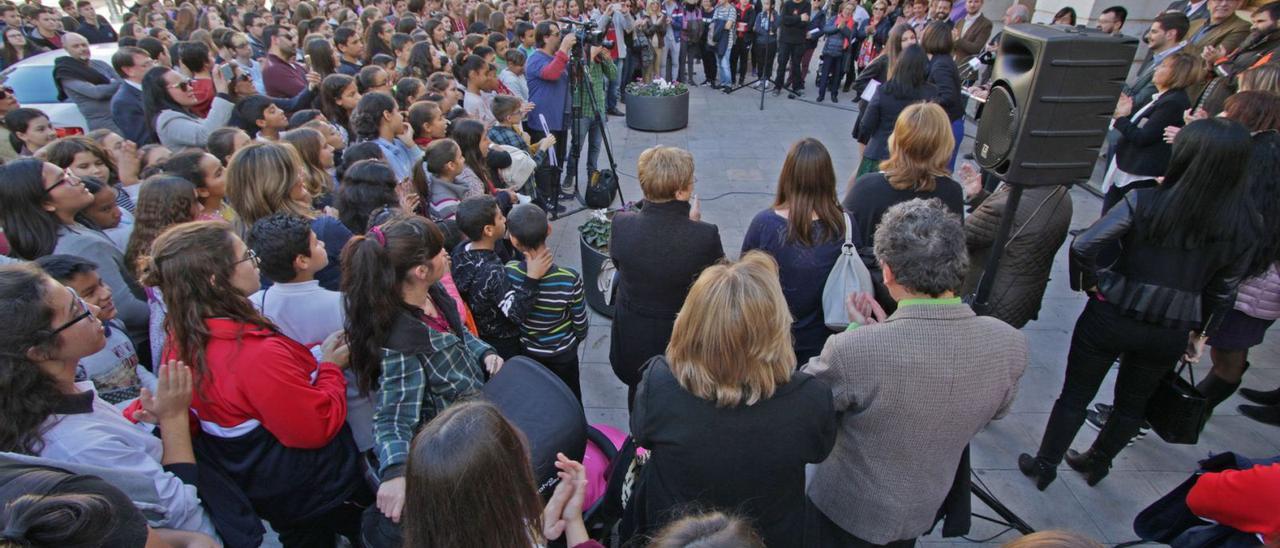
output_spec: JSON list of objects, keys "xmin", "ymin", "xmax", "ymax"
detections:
[{"xmin": 0, "ymin": 42, "xmax": 120, "ymax": 136}]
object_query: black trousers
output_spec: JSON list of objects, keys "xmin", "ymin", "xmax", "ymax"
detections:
[
  {"xmin": 1035, "ymin": 298, "xmax": 1185, "ymax": 465},
  {"xmin": 730, "ymin": 36, "xmax": 753, "ymax": 82},
  {"xmin": 754, "ymin": 40, "xmax": 777, "ymax": 83},
  {"xmin": 537, "ymin": 345, "xmax": 582, "ymax": 401},
  {"xmin": 817, "ymin": 53, "xmax": 844, "ymax": 99},
  {"xmin": 775, "ymin": 41, "xmax": 805, "ymax": 91},
  {"xmin": 803, "ymin": 496, "xmax": 917, "ymax": 548},
  {"xmin": 275, "ymin": 484, "xmax": 373, "ymax": 548},
  {"xmin": 701, "ymin": 45, "xmax": 719, "ymax": 83},
  {"xmin": 483, "ymin": 335, "xmax": 527, "ymax": 361}
]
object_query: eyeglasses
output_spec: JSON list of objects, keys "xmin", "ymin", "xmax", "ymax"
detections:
[
  {"xmin": 0, "ymin": 86, "xmax": 14, "ymax": 99},
  {"xmin": 43, "ymin": 169, "xmax": 83, "ymax": 194},
  {"xmin": 48, "ymin": 287, "xmax": 95, "ymax": 338},
  {"xmin": 168, "ymin": 79, "xmax": 192, "ymax": 92},
  {"xmin": 234, "ymin": 248, "xmax": 261, "ymax": 267}
]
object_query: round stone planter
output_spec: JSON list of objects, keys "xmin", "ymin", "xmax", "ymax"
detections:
[
  {"xmin": 579, "ymin": 236, "xmax": 616, "ymax": 318},
  {"xmin": 625, "ymin": 91, "xmax": 690, "ymax": 132}
]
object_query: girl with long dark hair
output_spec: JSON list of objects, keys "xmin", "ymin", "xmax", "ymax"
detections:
[
  {"xmin": 451, "ymin": 118, "xmax": 517, "ymax": 202},
  {"xmin": 333, "ymin": 159, "xmax": 398, "ymax": 232},
  {"xmin": 143, "ymin": 221, "xmax": 368, "ymax": 546},
  {"xmin": 365, "ymin": 18, "xmax": 395, "ymax": 61},
  {"xmin": 351, "ymin": 91, "xmax": 424, "ymax": 182},
  {"xmin": 0, "ymin": 158, "xmax": 151, "ymax": 342},
  {"xmin": 0, "ymin": 262, "xmax": 217, "ymax": 542},
  {"xmin": 42, "ymin": 136, "xmax": 138, "ymax": 248},
  {"xmin": 305, "ymin": 36, "xmax": 339, "ymax": 77},
  {"xmin": 855, "ymin": 44, "xmax": 935, "ymax": 177},
  {"xmin": 340, "ymin": 214, "xmax": 499, "ymax": 542},
  {"xmin": 158, "ymin": 149, "xmax": 234, "ymax": 222},
  {"xmin": 318, "ymin": 73, "xmax": 361, "ymax": 148},
  {"xmin": 741, "ymin": 138, "xmax": 846, "ymax": 364},
  {"xmin": 0, "ymin": 26, "xmax": 45, "ymax": 69},
  {"xmin": 141, "ymin": 65, "xmax": 234, "ymax": 148},
  {"xmin": 406, "ymin": 41, "xmax": 441, "ymax": 79},
  {"xmin": 4, "ymin": 108, "xmax": 57, "ymax": 156},
  {"xmin": 1020, "ymin": 118, "xmax": 1260, "ymax": 489}
]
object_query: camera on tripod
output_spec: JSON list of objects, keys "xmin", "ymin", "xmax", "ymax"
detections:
[{"xmin": 559, "ymin": 18, "xmax": 614, "ymax": 50}]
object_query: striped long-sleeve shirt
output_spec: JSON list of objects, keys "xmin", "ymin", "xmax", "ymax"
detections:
[{"xmin": 505, "ymin": 261, "xmax": 590, "ymax": 357}]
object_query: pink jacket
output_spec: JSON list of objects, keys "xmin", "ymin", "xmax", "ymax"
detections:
[{"xmin": 1236, "ymin": 263, "xmax": 1280, "ymax": 321}]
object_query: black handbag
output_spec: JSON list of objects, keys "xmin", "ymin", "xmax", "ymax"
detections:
[
  {"xmin": 1144, "ymin": 360, "xmax": 1208, "ymax": 445},
  {"xmin": 584, "ymin": 169, "xmax": 619, "ymax": 209}
]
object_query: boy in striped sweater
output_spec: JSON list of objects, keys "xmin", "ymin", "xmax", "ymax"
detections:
[{"xmin": 505, "ymin": 204, "xmax": 590, "ymax": 400}]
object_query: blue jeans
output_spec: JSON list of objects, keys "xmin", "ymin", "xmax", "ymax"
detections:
[
  {"xmin": 717, "ymin": 47, "xmax": 732, "ymax": 86},
  {"xmin": 608, "ymin": 58, "xmax": 623, "ymax": 110},
  {"xmin": 567, "ymin": 115, "xmax": 604, "ymax": 176}
]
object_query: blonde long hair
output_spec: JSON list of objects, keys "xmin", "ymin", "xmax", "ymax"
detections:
[
  {"xmin": 666, "ymin": 251, "xmax": 795, "ymax": 407},
  {"xmin": 225, "ymin": 142, "xmax": 315, "ymax": 236},
  {"xmin": 880, "ymin": 102, "xmax": 953, "ymax": 192}
]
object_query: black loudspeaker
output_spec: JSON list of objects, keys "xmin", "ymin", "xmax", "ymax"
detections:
[{"xmin": 974, "ymin": 24, "xmax": 1138, "ymax": 185}]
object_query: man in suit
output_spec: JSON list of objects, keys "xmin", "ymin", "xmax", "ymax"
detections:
[
  {"xmin": 1186, "ymin": 0, "xmax": 1251, "ymax": 58},
  {"xmin": 803, "ymin": 199, "xmax": 1028, "ymax": 547},
  {"xmin": 109, "ymin": 46, "xmax": 156, "ymax": 145},
  {"xmin": 1168, "ymin": 0, "xmax": 1211, "ymax": 21},
  {"xmin": 951, "ymin": 0, "xmax": 991, "ymax": 63},
  {"xmin": 1126, "ymin": 11, "xmax": 1191, "ymax": 109}
]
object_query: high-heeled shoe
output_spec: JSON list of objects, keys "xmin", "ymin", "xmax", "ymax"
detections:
[
  {"xmin": 1065, "ymin": 449, "xmax": 1111, "ymax": 486},
  {"xmin": 1017, "ymin": 453, "xmax": 1056, "ymax": 491}
]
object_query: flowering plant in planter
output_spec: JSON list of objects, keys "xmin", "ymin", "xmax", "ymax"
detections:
[
  {"xmin": 577, "ymin": 202, "xmax": 638, "ymax": 252},
  {"xmin": 625, "ymin": 78, "xmax": 689, "ymax": 97}
]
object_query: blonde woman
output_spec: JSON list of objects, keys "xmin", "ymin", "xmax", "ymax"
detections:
[
  {"xmin": 843, "ymin": 101, "xmax": 964, "ymax": 247},
  {"xmin": 621, "ymin": 251, "xmax": 836, "ymax": 548},
  {"xmin": 609, "ymin": 145, "xmax": 725, "ymax": 407},
  {"xmin": 641, "ymin": 0, "xmax": 669, "ymax": 82},
  {"xmin": 225, "ymin": 142, "xmax": 352, "ymax": 290},
  {"xmin": 280, "ymin": 127, "xmax": 338, "ymax": 208}
]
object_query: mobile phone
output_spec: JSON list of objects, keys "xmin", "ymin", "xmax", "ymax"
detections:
[
  {"xmin": 219, "ymin": 64, "xmax": 235, "ymax": 81},
  {"xmin": 305, "ymin": 53, "xmax": 313, "ymax": 66}
]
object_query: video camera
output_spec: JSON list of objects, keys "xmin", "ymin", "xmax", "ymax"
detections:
[{"xmin": 559, "ymin": 18, "xmax": 614, "ymax": 49}]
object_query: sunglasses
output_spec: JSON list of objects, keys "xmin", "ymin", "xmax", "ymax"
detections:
[
  {"xmin": 168, "ymin": 80, "xmax": 193, "ymax": 92},
  {"xmin": 0, "ymin": 86, "xmax": 14, "ymax": 99},
  {"xmin": 48, "ymin": 287, "xmax": 95, "ymax": 338},
  {"xmin": 234, "ymin": 248, "xmax": 261, "ymax": 267},
  {"xmin": 43, "ymin": 169, "xmax": 83, "ymax": 194}
]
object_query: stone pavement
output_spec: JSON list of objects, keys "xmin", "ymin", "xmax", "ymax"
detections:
[{"xmin": 543, "ymin": 82, "xmax": 1280, "ymax": 546}]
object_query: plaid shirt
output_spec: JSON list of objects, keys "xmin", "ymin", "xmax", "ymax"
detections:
[
  {"xmin": 488, "ymin": 124, "xmax": 548, "ymax": 165},
  {"xmin": 570, "ymin": 56, "xmax": 618, "ymax": 120},
  {"xmin": 373, "ymin": 301, "xmax": 492, "ymax": 480}
]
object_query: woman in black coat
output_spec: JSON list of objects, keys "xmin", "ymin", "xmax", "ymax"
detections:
[
  {"xmin": 1019, "ymin": 119, "xmax": 1259, "ymax": 490},
  {"xmin": 1101, "ymin": 51, "xmax": 1201, "ymax": 213},
  {"xmin": 920, "ymin": 21, "xmax": 964, "ymax": 169},
  {"xmin": 855, "ymin": 44, "xmax": 936, "ymax": 177},
  {"xmin": 610, "ymin": 146, "xmax": 725, "ymax": 408},
  {"xmin": 622, "ymin": 252, "xmax": 835, "ymax": 548},
  {"xmin": 851, "ymin": 22, "xmax": 916, "ymax": 141}
]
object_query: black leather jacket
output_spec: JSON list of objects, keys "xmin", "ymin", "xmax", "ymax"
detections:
[{"xmin": 1069, "ymin": 188, "xmax": 1252, "ymax": 334}]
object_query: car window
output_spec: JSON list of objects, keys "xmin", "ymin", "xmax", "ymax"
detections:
[{"xmin": 0, "ymin": 66, "xmax": 59, "ymax": 104}]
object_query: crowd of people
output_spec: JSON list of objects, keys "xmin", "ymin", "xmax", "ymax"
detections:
[{"xmin": 0, "ymin": 0, "xmax": 1278, "ymax": 546}]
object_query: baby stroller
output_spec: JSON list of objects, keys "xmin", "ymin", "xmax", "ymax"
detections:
[{"xmin": 482, "ymin": 357, "xmax": 643, "ymax": 542}]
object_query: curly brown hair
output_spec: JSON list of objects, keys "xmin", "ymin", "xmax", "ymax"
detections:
[
  {"xmin": 0, "ymin": 264, "xmax": 63, "ymax": 454},
  {"xmin": 124, "ymin": 175, "xmax": 201, "ymax": 279}
]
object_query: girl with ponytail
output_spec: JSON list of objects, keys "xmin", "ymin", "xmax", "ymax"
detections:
[{"xmin": 341, "ymin": 214, "xmax": 501, "ymax": 541}]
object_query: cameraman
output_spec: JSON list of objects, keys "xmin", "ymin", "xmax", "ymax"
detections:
[
  {"xmin": 527, "ymin": 20, "xmax": 575, "ymax": 168},
  {"xmin": 566, "ymin": 41, "xmax": 619, "ymax": 189}
]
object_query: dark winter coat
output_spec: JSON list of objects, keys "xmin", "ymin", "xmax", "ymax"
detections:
[{"xmin": 962, "ymin": 184, "xmax": 1074, "ymax": 328}]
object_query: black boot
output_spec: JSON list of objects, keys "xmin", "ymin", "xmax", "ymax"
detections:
[
  {"xmin": 1196, "ymin": 372, "xmax": 1242, "ymax": 430},
  {"xmin": 1240, "ymin": 403, "xmax": 1280, "ymax": 426},
  {"xmin": 1240, "ymin": 374, "xmax": 1280, "ymax": 405},
  {"xmin": 1022, "ymin": 400, "xmax": 1087, "ymax": 490},
  {"xmin": 1017, "ymin": 454, "xmax": 1057, "ymax": 491},
  {"xmin": 1065, "ymin": 449, "xmax": 1112, "ymax": 486}
]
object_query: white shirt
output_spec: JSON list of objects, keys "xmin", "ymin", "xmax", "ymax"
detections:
[
  {"xmin": 250, "ymin": 280, "xmax": 374, "ymax": 452},
  {"xmin": 40, "ymin": 381, "xmax": 217, "ymax": 536},
  {"xmin": 76, "ymin": 318, "xmax": 156, "ymax": 409}
]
